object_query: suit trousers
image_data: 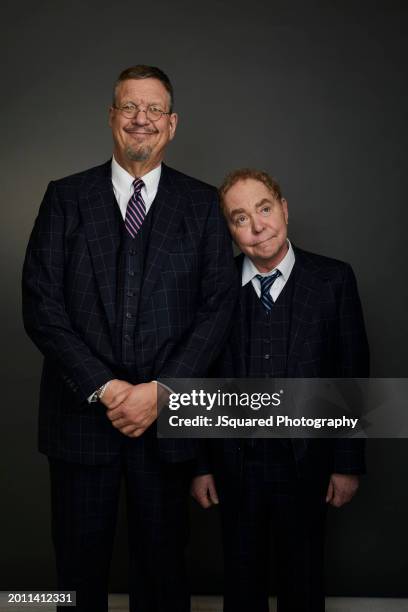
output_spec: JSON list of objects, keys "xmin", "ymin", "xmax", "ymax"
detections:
[
  {"xmin": 217, "ymin": 445, "xmax": 329, "ymax": 612},
  {"xmin": 48, "ymin": 435, "xmax": 192, "ymax": 612}
]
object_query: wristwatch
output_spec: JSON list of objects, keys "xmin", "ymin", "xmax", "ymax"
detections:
[{"xmin": 89, "ymin": 381, "xmax": 110, "ymax": 403}]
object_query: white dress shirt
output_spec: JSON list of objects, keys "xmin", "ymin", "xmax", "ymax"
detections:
[
  {"xmin": 242, "ymin": 240, "xmax": 296, "ymax": 302},
  {"xmin": 111, "ymin": 155, "xmax": 161, "ymax": 219}
]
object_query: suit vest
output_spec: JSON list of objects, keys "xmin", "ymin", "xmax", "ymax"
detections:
[
  {"xmin": 243, "ymin": 272, "xmax": 295, "ymax": 377},
  {"xmin": 113, "ymin": 201, "xmax": 154, "ymax": 380},
  {"xmin": 242, "ymin": 273, "xmax": 297, "ymax": 478}
]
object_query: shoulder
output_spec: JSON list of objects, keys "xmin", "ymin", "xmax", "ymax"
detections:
[
  {"xmin": 162, "ymin": 164, "xmax": 218, "ymax": 200},
  {"xmin": 49, "ymin": 160, "xmax": 111, "ymax": 192},
  {"xmin": 37, "ymin": 161, "xmax": 111, "ymax": 219},
  {"xmin": 294, "ymin": 245, "xmax": 355, "ymax": 282}
]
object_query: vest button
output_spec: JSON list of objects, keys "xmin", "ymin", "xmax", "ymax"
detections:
[
  {"xmin": 264, "ymin": 354, "xmax": 270, "ymax": 360},
  {"xmin": 129, "ymin": 249, "xmax": 136, "ymax": 255},
  {"xmin": 127, "ymin": 291, "xmax": 136, "ymax": 297},
  {"xmin": 125, "ymin": 334, "xmax": 132, "ymax": 342},
  {"xmin": 126, "ymin": 312, "xmax": 132, "ymax": 319},
  {"xmin": 129, "ymin": 270, "xmax": 135, "ymax": 276}
]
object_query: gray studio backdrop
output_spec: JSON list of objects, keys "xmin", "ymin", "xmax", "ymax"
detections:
[{"xmin": 1, "ymin": 0, "xmax": 407, "ymax": 597}]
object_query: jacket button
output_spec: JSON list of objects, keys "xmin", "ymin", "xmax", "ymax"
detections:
[
  {"xmin": 129, "ymin": 249, "xmax": 136, "ymax": 255},
  {"xmin": 264, "ymin": 354, "xmax": 270, "ymax": 360},
  {"xmin": 126, "ymin": 312, "xmax": 132, "ymax": 319},
  {"xmin": 125, "ymin": 334, "xmax": 132, "ymax": 342},
  {"xmin": 128, "ymin": 270, "xmax": 135, "ymax": 276}
]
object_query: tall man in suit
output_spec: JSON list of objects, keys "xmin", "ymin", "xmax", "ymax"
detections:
[
  {"xmin": 192, "ymin": 169, "xmax": 369, "ymax": 612},
  {"xmin": 22, "ymin": 65, "xmax": 237, "ymax": 612}
]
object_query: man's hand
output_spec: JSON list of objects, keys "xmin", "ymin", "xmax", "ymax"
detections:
[
  {"xmin": 191, "ymin": 474, "xmax": 219, "ymax": 509},
  {"xmin": 326, "ymin": 473, "xmax": 359, "ymax": 508},
  {"xmin": 105, "ymin": 381, "xmax": 159, "ymax": 438},
  {"xmin": 100, "ymin": 379, "xmax": 133, "ymax": 410}
]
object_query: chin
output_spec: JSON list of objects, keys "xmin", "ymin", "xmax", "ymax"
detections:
[
  {"xmin": 126, "ymin": 146, "xmax": 152, "ymax": 162},
  {"xmin": 254, "ymin": 247, "xmax": 278, "ymax": 260}
]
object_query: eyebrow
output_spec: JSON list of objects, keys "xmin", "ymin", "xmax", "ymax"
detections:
[
  {"xmin": 229, "ymin": 198, "xmax": 274, "ymax": 218},
  {"xmin": 118, "ymin": 100, "xmax": 166, "ymax": 108}
]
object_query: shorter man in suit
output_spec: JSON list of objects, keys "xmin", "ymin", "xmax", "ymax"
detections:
[{"xmin": 191, "ymin": 169, "xmax": 369, "ymax": 612}]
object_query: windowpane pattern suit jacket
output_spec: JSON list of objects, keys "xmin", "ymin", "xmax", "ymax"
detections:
[
  {"xmin": 209, "ymin": 248, "xmax": 369, "ymax": 477},
  {"xmin": 22, "ymin": 161, "xmax": 237, "ymax": 465}
]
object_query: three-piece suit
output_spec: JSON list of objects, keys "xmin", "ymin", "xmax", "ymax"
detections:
[
  {"xmin": 210, "ymin": 247, "xmax": 369, "ymax": 612},
  {"xmin": 22, "ymin": 160, "xmax": 237, "ymax": 611}
]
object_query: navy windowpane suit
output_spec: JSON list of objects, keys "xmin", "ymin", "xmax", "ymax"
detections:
[
  {"xmin": 208, "ymin": 248, "xmax": 369, "ymax": 612},
  {"xmin": 22, "ymin": 160, "xmax": 237, "ymax": 611}
]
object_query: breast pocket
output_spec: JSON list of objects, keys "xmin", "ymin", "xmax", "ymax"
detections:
[
  {"xmin": 158, "ymin": 237, "xmax": 200, "ymax": 310},
  {"xmin": 168, "ymin": 235, "xmax": 197, "ymax": 253},
  {"xmin": 165, "ymin": 239, "xmax": 199, "ymax": 273},
  {"xmin": 160, "ymin": 253, "xmax": 200, "ymax": 314}
]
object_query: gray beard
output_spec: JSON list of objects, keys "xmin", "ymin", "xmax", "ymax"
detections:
[{"xmin": 125, "ymin": 145, "xmax": 152, "ymax": 162}]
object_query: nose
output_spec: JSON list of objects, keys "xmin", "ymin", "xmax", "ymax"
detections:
[
  {"xmin": 251, "ymin": 217, "xmax": 265, "ymax": 234},
  {"xmin": 131, "ymin": 108, "xmax": 150, "ymax": 125}
]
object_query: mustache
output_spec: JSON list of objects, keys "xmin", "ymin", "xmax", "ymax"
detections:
[{"xmin": 124, "ymin": 127, "xmax": 157, "ymax": 134}]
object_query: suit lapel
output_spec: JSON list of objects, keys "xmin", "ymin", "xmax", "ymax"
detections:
[
  {"xmin": 287, "ymin": 248, "xmax": 327, "ymax": 461},
  {"xmin": 287, "ymin": 247, "xmax": 326, "ymax": 373},
  {"xmin": 80, "ymin": 160, "xmax": 118, "ymax": 330},
  {"xmin": 140, "ymin": 164, "xmax": 187, "ymax": 306}
]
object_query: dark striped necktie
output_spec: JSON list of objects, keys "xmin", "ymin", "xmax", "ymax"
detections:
[
  {"xmin": 255, "ymin": 269, "xmax": 281, "ymax": 310},
  {"xmin": 125, "ymin": 178, "xmax": 146, "ymax": 238}
]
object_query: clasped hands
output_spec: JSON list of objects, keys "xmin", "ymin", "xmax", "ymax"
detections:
[{"xmin": 101, "ymin": 379, "xmax": 168, "ymax": 438}]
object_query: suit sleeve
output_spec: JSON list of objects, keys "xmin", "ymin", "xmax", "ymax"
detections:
[
  {"xmin": 193, "ymin": 440, "xmax": 213, "ymax": 476},
  {"xmin": 158, "ymin": 194, "xmax": 239, "ymax": 378},
  {"xmin": 333, "ymin": 263, "xmax": 370, "ymax": 474},
  {"xmin": 22, "ymin": 182, "xmax": 114, "ymax": 402}
]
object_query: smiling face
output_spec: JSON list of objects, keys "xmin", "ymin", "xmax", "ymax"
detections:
[
  {"xmin": 109, "ymin": 77, "xmax": 178, "ymax": 173},
  {"xmin": 222, "ymin": 178, "xmax": 289, "ymax": 272}
]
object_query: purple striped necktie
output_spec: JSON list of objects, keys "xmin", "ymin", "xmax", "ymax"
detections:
[{"xmin": 125, "ymin": 178, "xmax": 146, "ymax": 238}]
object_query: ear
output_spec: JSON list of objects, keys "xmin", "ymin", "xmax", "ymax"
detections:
[
  {"xmin": 108, "ymin": 106, "xmax": 114, "ymax": 128},
  {"xmin": 281, "ymin": 198, "xmax": 289, "ymax": 224},
  {"xmin": 168, "ymin": 112, "xmax": 178, "ymax": 140}
]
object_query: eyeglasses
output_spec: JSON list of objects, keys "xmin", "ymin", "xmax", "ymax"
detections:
[{"xmin": 113, "ymin": 103, "xmax": 171, "ymax": 122}]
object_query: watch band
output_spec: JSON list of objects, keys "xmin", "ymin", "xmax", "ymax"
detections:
[{"xmin": 89, "ymin": 381, "xmax": 111, "ymax": 403}]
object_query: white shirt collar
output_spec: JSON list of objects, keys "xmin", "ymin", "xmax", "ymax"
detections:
[
  {"xmin": 111, "ymin": 155, "xmax": 161, "ymax": 203},
  {"xmin": 242, "ymin": 239, "xmax": 295, "ymax": 286}
]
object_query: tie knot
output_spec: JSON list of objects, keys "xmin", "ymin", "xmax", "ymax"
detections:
[
  {"xmin": 133, "ymin": 178, "xmax": 144, "ymax": 193},
  {"xmin": 256, "ymin": 269, "xmax": 281, "ymax": 296}
]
